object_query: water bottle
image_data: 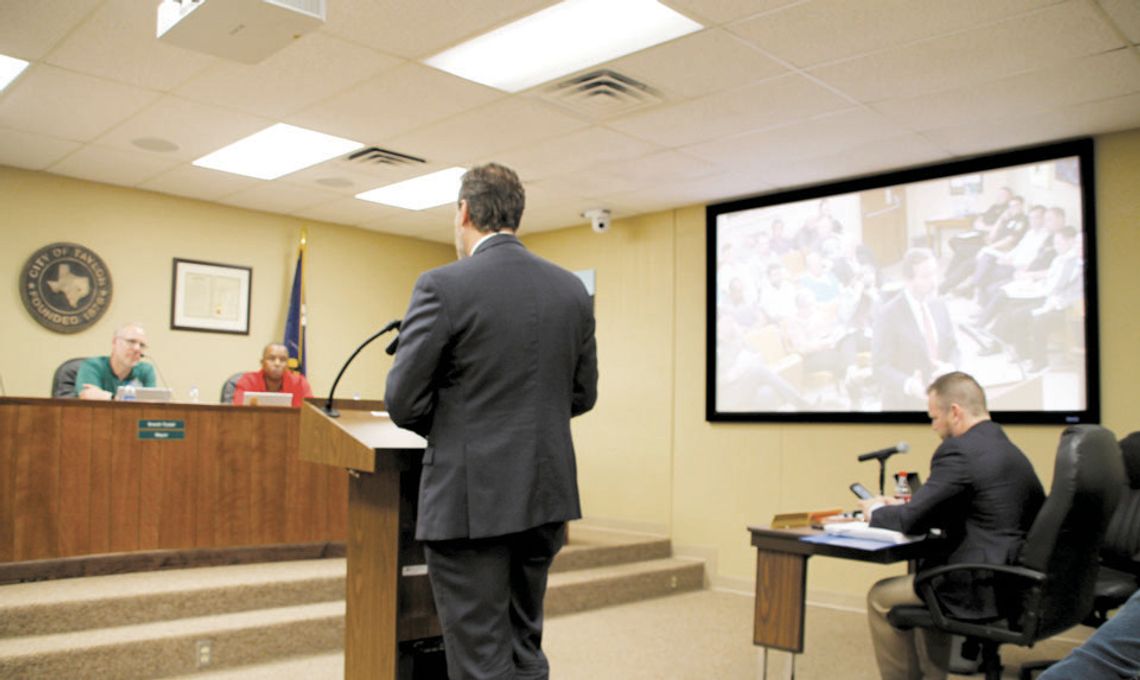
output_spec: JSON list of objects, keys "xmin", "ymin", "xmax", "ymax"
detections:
[
  {"xmin": 188, "ymin": 385, "xmax": 200, "ymax": 404},
  {"xmin": 121, "ymin": 384, "xmax": 137, "ymax": 401},
  {"xmin": 894, "ymin": 471, "xmax": 912, "ymax": 503}
]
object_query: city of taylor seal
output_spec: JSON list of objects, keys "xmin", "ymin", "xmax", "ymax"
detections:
[{"xmin": 20, "ymin": 242, "xmax": 113, "ymax": 334}]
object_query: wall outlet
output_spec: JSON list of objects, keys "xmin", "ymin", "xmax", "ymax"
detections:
[{"xmin": 196, "ymin": 639, "xmax": 213, "ymax": 668}]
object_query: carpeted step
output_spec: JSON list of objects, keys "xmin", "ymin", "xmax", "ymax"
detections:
[
  {"xmin": 547, "ymin": 557, "xmax": 706, "ymax": 616},
  {"xmin": 0, "ymin": 529, "xmax": 705, "ymax": 678},
  {"xmin": 0, "ymin": 559, "xmax": 345, "ymax": 638},
  {"xmin": 0, "ymin": 601, "xmax": 345, "ymax": 679}
]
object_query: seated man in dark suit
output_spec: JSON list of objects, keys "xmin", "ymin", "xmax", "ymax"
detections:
[{"xmin": 859, "ymin": 372, "xmax": 1045, "ymax": 679}]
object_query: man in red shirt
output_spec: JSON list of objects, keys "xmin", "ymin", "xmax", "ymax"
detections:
[{"xmin": 234, "ymin": 343, "xmax": 313, "ymax": 407}]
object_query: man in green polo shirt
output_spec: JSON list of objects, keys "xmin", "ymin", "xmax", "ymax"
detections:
[{"xmin": 75, "ymin": 322, "xmax": 156, "ymax": 399}]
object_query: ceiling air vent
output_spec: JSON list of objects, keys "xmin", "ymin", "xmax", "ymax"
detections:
[
  {"xmin": 345, "ymin": 147, "xmax": 427, "ymax": 166},
  {"xmin": 540, "ymin": 69, "xmax": 664, "ymax": 119}
]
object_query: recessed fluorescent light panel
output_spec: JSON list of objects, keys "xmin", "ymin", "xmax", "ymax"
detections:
[
  {"xmin": 424, "ymin": 0, "xmax": 702, "ymax": 92},
  {"xmin": 0, "ymin": 54, "xmax": 30, "ymax": 92},
  {"xmin": 356, "ymin": 167, "xmax": 467, "ymax": 211},
  {"xmin": 193, "ymin": 123, "xmax": 363, "ymax": 180}
]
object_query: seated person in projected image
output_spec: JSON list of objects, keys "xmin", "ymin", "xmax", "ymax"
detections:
[
  {"xmin": 75, "ymin": 322, "xmax": 156, "ymax": 400},
  {"xmin": 716, "ymin": 312, "xmax": 808, "ymax": 411},
  {"xmin": 978, "ymin": 226, "xmax": 1083, "ymax": 373},
  {"xmin": 942, "ymin": 193, "xmax": 1030, "ymax": 297},
  {"xmin": 971, "ymin": 200, "xmax": 1052, "ymax": 307},
  {"xmin": 860, "ymin": 372, "xmax": 1045, "ymax": 680},
  {"xmin": 768, "ymin": 217, "xmax": 793, "ymax": 255},
  {"xmin": 234, "ymin": 343, "xmax": 313, "ymax": 407},
  {"xmin": 873, "ymin": 248, "xmax": 959, "ymax": 411}
]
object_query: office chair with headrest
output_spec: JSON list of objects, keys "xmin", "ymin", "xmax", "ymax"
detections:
[
  {"xmin": 220, "ymin": 372, "xmax": 244, "ymax": 404},
  {"xmin": 51, "ymin": 357, "xmax": 88, "ymax": 398},
  {"xmin": 887, "ymin": 424, "xmax": 1125, "ymax": 680},
  {"xmin": 1085, "ymin": 430, "xmax": 1140, "ymax": 625}
]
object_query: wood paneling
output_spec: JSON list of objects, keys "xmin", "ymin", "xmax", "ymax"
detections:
[
  {"xmin": 753, "ymin": 550, "xmax": 807, "ymax": 653},
  {"xmin": 0, "ymin": 398, "xmax": 346, "ymax": 564}
]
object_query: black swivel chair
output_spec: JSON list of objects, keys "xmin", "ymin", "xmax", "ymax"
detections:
[
  {"xmin": 1083, "ymin": 430, "xmax": 1140, "ymax": 625},
  {"xmin": 219, "ymin": 372, "xmax": 244, "ymax": 404},
  {"xmin": 887, "ymin": 425, "xmax": 1125, "ymax": 680},
  {"xmin": 51, "ymin": 357, "xmax": 88, "ymax": 398}
]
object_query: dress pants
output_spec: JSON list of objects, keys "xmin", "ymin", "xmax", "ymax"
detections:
[
  {"xmin": 867, "ymin": 575, "xmax": 952, "ymax": 680},
  {"xmin": 424, "ymin": 522, "xmax": 566, "ymax": 680}
]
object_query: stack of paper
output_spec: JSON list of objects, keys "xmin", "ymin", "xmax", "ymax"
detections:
[{"xmin": 822, "ymin": 521, "xmax": 918, "ymax": 544}]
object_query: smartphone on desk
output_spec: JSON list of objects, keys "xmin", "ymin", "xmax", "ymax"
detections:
[{"xmin": 849, "ymin": 482, "xmax": 874, "ymax": 500}]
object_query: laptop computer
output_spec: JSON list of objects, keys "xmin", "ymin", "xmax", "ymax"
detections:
[
  {"xmin": 114, "ymin": 386, "xmax": 174, "ymax": 402},
  {"xmin": 241, "ymin": 391, "xmax": 293, "ymax": 407}
]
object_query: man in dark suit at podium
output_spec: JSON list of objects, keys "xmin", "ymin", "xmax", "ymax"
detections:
[
  {"xmin": 860, "ymin": 372, "xmax": 1044, "ymax": 679},
  {"xmin": 386, "ymin": 163, "xmax": 598, "ymax": 680}
]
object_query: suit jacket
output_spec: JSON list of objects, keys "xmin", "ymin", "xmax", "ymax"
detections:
[
  {"xmin": 870, "ymin": 420, "xmax": 1045, "ymax": 618},
  {"xmin": 872, "ymin": 292, "xmax": 959, "ymax": 410},
  {"xmin": 385, "ymin": 235, "xmax": 598, "ymax": 541}
]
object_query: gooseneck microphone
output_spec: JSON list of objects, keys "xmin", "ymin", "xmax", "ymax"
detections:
[
  {"xmin": 857, "ymin": 441, "xmax": 909, "ymax": 496},
  {"xmin": 856, "ymin": 441, "xmax": 910, "ymax": 462},
  {"xmin": 323, "ymin": 319, "xmax": 401, "ymax": 418}
]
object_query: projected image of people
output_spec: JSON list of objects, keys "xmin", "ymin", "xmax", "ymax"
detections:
[{"xmin": 712, "ymin": 154, "xmax": 1088, "ymax": 416}]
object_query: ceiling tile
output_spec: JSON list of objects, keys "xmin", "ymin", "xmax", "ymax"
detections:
[
  {"xmin": 751, "ymin": 133, "xmax": 952, "ymax": 189},
  {"xmin": 608, "ymin": 74, "xmax": 852, "ymax": 147},
  {"xmin": 386, "ymin": 98, "xmax": 590, "ymax": 165},
  {"xmin": 873, "ymin": 49, "xmax": 1140, "ymax": 132},
  {"xmin": 661, "ymin": 0, "xmax": 800, "ymax": 26},
  {"xmin": 46, "ymin": 0, "xmax": 216, "ymax": 91},
  {"xmin": 0, "ymin": 0, "xmax": 103, "ymax": 61},
  {"xmin": 598, "ymin": 28, "xmax": 787, "ymax": 100},
  {"xmin": 492, "ymin": 127, "xmax": 664, "ymax": 182},
  {"xmin": 323, "ymin": 0, "xmax": 557, "ymax": 60},
  {"xmin": 684, "ymin": 107, "xmax": 902, "ymax": 167},
  {"xmin": 0, "ymin": 64, "xmax": 159, "ymax": 142},
  {"xmin": 1098, "ymin": 0, "xmax": 1140, "ymax": 44},
  {"xmin": 174, "ymin": 33, "xmax": 403, "ymax": 118},
  {"xmin": 288, "ymin": 62, "xmax": 503, "ymax": 145},
  {"xmin": 289, "ymin": 196, "xmax": 403, "ymax": 226},
  {"xmin": 730, "ymin": 0, "xmax": 1061, "ymax": 68},
  {"xmin": 0, "ymin": 128, "xmax": 81, "ymax": 171},
  {"xmin": 612, "ymin": 170, "xmax": 781, "ymax": 211},
  {"xmin": 138, "ymin": 164, "xmax": 261, "ymax": 203},
  {"xmin": 217, "ymin": 182, "xmax": 342, "ymax": 215},
  {"xmin": 811, "ymin": 1, "xmax": 1126, "ymax": 103},
  {"xmin": 549, "ymin": 149, "xmax": 720, "ymax": 198},
  {"xmin": 95, "ymin": 96, "xmax": 274, "ymax": 161},
  {"xmin": 47, "ymin": 144, "xmax": 181, "ymax": 187},
  {"xmin": 365, "ymin": 205, "xmax": 454, "ymax": 242},
  {"xmin": 923, "ymin": 92, "xmax": 1140, "ymax": 156}
]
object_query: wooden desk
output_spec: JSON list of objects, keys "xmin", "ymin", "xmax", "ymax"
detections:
[
  {"xmin": 749, "ymin": 526, "xmax": 932, "ymax": 654},
  {"xmin": 0, "ymin": 397, "xmax": 346, "ymax": 565}
]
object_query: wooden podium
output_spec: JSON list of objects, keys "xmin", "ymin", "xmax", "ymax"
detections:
[{"xmin": 299, "ymin": 400, "xmax": 441, "ymax": 679}]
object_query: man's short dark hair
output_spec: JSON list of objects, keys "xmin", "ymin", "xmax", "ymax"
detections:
[
  {"xmin": 928, "ymin": 371, "xmax": 988, "ymax": 416},
  {"xmin": 459, "ymin": 163, "xmax": 525, "ymax": 233}
]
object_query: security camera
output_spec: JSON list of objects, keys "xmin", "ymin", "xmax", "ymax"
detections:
[{"xmin": 583, "ymin": 208, "xmax": 611, "ymax": 234}]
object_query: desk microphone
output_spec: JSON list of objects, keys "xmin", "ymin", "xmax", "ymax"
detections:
[
  {"xmin": 856, "ymin": 442, "xmax": 909, "ymax": 462},
  {"xmin": 323, "ymin": 319, "xmax": 401, "ymax": 418}
]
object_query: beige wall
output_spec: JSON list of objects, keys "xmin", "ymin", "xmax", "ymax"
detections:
[
  {"xmin": 530, "ymin": 127, "xmax": 1140, "ymax": 598},
  {"xmin": 5, "ymin": 127, "xmax": 1139, "ymax": 599},
  {"xmin": 1, "ymin": 167, "xmax": 452, "ymax": 401}
]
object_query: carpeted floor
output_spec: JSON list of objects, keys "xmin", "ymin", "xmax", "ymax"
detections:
[{"xmin": 173, "ymin": 589, "xmax": 1092, "ymax": 679}]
